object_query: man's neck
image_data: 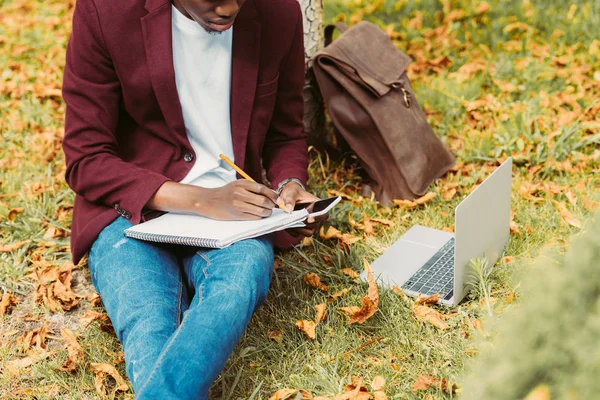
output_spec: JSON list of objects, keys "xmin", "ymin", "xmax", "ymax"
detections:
[{"xmin": 172, "ymin": 0, "xmax": 193, "ymax": 21}]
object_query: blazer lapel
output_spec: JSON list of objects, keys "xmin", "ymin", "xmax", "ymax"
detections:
[
  {"xmin": 141, "ymin": 0, "xmax": 187, "ymax": 142},
  {"xmin": 230, "ymin": 1, "xmax": 261, "ymax": 169}
]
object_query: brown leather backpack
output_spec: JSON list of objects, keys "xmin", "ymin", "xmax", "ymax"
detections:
[{"xmin": 311, "ymin": 22, "xmax": 455, "ymax": 205}]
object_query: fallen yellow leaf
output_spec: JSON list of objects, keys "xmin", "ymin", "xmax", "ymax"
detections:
[
  {"xmin": 339, "ymin": 306, "xmax": 361, "ymax": 316},
  {"xmin": 524, "ymin": 384, "xmax": 550, "ymax": 400},
  {"xmin": 0, "ymin": 240, "xmax": 29, "ymax": 253},
  {"xmin": 411, "ymin": 375, "xmax": 452, "ymax": 393},
  {"xmin": 412, "ymin": 305, "xmax": 449, "ymax": 330},
  {"xmin": 371, "ymin": 375, "xmax": 385, "ymax": 391},
  {"xmin": 6, "ymin": 350, "xmax": 56, "ymax": 375},
  {"xmin": 340, "ymin": 268, "xmax": 359, "ymax": 279},
  {"xmin": 314, "ymin": 303, "xmax": 327, "ymax": 323},
  {"xmin": 304, "ymin": 273, "xmax": 329, "ymax": 292},
  {"xmin": 348, "ymin": 259, "xmax": 380, "ymax": 324},
  {"xmin": 393, "ymin": 192, "xmax": 436, "ymax": 209},
  {"xmin": 327, "ymin": 288, "xmax": 352, "ymax": 302},
  {"xmin": 392, "ymin": 285, "xmax": 409, "ymax": 301},
  {"xmin": 90, "ymin": 362, "xmax": 129, "ymax": 396},
  {"xmin": 0, "ymin": 290, "xmax": 18, "ymax": 316},
  {"xmin": 415, "ymin": 293, "xmax": 441, "ymax": 305},
  {"xmin": 296, "ymin": 320, "xmax": 316, "ymax": 340},
  {"xmin": 268, "ymin": 330, "xmax": 284, "ymax": 344},
  {"xmin": 61, "ymin": 327, "xmax": 84, "ymax": 372},
  {"xmin": 7, "ymin": 207, "xmax": 24, "ymax": 222}
]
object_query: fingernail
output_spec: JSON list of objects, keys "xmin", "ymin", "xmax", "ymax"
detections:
[{"xmin": 286, "ymin": 204, "xmax": 293, "ymax": 212}]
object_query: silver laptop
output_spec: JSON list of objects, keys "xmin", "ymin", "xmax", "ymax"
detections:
[{"xmin": 365, "ymin": 158, "xmax": 512, "ymax": 306}]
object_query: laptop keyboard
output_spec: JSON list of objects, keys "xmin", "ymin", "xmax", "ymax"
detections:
[{"xmin": 402, "ymin": 238, "xmax": 455, "ymax": 301}]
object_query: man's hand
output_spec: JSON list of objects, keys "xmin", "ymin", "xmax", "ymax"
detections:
[
  {"xmin": 279, "ymin": 182, "xmax": 328, "ymax": 238},
  {"xmin": 198, "ymin": 180, "xmax": 281, "ymax": 220},
  {"xmin": 146, "ymin": 180, "xmax": 281, "ymax": 221}
]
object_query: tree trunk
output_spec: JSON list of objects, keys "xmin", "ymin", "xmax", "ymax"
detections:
[{"xmin": 299, "ymin": 0, "xmax": 327, "ymax": 148}]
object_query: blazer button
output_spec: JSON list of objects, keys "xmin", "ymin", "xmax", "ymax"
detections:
[{"xmin": 183, "ymin": 152, "xmax": 194, "ymax": 163}]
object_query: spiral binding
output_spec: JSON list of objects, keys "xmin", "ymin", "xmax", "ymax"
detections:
[{"xmin": 124, "ymin": 211, "xmax": 306, "ymax": 248}]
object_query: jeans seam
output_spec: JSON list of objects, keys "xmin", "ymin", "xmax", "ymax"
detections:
[
  {"xmin": 196, "ymin": 250, "xmax": 211, "ymax": 266},
  {"xmin": 176, "ymin": 274, "xmax": 183, "ymax": 327},
  {"xmin": 136, "ymin": 310, "xmax": 191, "ymax": 397}
]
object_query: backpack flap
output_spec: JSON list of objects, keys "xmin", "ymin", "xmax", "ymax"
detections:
[{"xmin": 318, "ymin": 21, "xmax": 412, "ymax": 98}]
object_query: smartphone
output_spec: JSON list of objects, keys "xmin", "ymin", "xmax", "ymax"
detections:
[{"xmin": 293, "ymin": 196, "xmax": 342, "ymax": 217}]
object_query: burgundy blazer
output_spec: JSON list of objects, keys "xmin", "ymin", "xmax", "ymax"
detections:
[{"xmin": 62, "ymin": 0, "xmax": 308, "ymax": 263}]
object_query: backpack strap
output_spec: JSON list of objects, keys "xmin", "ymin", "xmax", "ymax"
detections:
[{"xmin": 324, "ymin": 22, "xmax": 349, "ymax": 46}]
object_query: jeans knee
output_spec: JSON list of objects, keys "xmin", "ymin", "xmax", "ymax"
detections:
[{"xmin": 229, "ymin": 239, "xmax": 274, "ymax": 307}]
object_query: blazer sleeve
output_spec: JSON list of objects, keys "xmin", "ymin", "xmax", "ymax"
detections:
[
  {"xmin": 262, "ymin": 2, "xmax": 309, "ymax": 189},
  {"xmin": 62, "ymin": 0, "xmax": 170, "ymax": 223}
]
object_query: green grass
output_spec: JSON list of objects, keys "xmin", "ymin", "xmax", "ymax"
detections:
[{"xmin": 1, "ymin": 0, "xmax": 599, "ymax": 398}]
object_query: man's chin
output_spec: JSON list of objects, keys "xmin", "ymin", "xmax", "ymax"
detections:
[{"xmin": 202, "ymin": 20, "xmax": 234, "ymax": 34}]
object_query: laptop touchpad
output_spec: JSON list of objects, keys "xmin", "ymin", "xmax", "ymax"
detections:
[{"xmin": 370, "ymin": 239, "xmax": 440, "ymax": 287}]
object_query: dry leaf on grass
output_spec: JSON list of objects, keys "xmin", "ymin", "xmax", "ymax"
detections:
[
  {"xmin": 411, "ymin": 375, "xmax": 453, "ymax": 393},
  {"xmin": 12, "ymin": 385, "xmax": 60, "ymax": 397},
  {"xmin": 553, "ymin": 200, "xmax": 582, "ymax": 228},
  {"xmin": 347, "ymin": 259, "xmax": 379, "ymax": 324},
  {"xmin": 43, "ymin": 226, "xmax": 67, "ymax": 239},
  {"xmin": 0, "ymin": 290, "xmax": 18, "ymax": 316},
  {"xmin": 472, "ymin": 318, "xmax": 484, "ymax": 334},
  {"xmin": 524, "ymin": 385, "xmax": 550, "ymax": 400},
  {"xmin": 314, "ymin": 303, "xmax": 327, "ymax": 323},
  {"xmin": 510, "ymin": 210, "xmax": 522, "ymax": 235},
  {"xmin": 415, "ymin": 293, "xmax": 441, "ymax": 305},
  {"xmin": 391, "ymin": 285, "xmax": 409, "ymax": 301},
  {"xmin": 442, "ymin": 187, "xmax": 457, "ymax": 200},
  {"xmin": 412, "ymin": 305, "xmax": 449, "ymax": 330},
  {"xmin": 340, "ymin": 268, "xmax": 359, "ymax": 279},
  {"xmin": 327, "ymin": 189, "xmax": 353, "ymax": 200},
  {"xmin": 269, "ymin": 388, "xmax": 313, "ymax": 400},
  {"xmin": 34, "ymin": 262, "xmax": 81, "ymax": 311},
  {"xmin": 304, "ymin": 273, "xmax": 329, "ymax": 292},
  {"xmin": 295, "ymin": 320, "xmax": 316, "ymax": 340},
  {"xmin": 0, "ymin": 240, "xmax": 30, "ymax": 253},
  {"xmin": 90, "ymin": 363, "xmax": 129, "ymax": 396},
  {"xmin": 61, "ymin": 327, "xmax": 84, "ymax": 372},
  {"xmin": 348, "ymin": 296, "xmax": 379, "ymax": 325},
  {"xmin": 339, "ymin": 306, "xmax": 361, "ymax": 316},
  {"xmin": 297, "ymin": 303, "xmax": 328, "ymax": 340},
  {"xmin": 319, "ymin": 226, "xmax": 361, "ymax": 247},
  {"xmin": 369, "ymin": 217, "xmax": 395, "ymax": 227},
  {"xmin": 80, "ymin": 310, "xmax": 109, "ymax": 327},
  {"xmin": 7, "ymin": 207, "xmax": 24, "ymax": 222},
  {"xmin": 327, "ymin": 287, "xmax": 352, "ymax": 302},
  {"xmin": 342, "ymin": 375, "xmax": 371, "ymax": 400},
  {"xmin": 268, "ymin": 330, "xmax": 283, "ymax": 343},
  {"xmin": 373, "ymin": 391, "xmax": 388, "ymax": 400},
  {"xmin": 393, "ymin": 192, "xmax": 436, "ymax": 209},
  {"xmin": 15, "ymin": 323, "xmax": 49, "ymax": 352},
  {"xmin": 6, "ymin": 350, "xmax": 56, "ymax": 375},
  {"xmin": 371, "ymin": 376, "xmax": 386, "ymax": 391}
]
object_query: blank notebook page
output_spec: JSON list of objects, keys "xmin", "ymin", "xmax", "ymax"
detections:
[{"xmin": 124, "ymin": 208, "xmax": 308, "ymax": 248}]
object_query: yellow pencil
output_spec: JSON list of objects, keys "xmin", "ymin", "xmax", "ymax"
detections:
[{"xmin": 219, "ymin": 154, "xmax": 288, "ymax": 212}]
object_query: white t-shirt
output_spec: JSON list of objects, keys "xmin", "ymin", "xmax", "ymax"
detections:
[{"xmin": 171, "ymin": 5, "xmax": 237, "ymax": 188}]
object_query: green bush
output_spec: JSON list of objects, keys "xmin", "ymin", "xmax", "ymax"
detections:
[{"xmin": 461, "ymin": 213, "xmax": 600, "ymax": 399}]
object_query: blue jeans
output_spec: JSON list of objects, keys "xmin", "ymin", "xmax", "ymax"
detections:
[{"xmin": 88, "ymin": 217, "xmax": 274, "ymax": 399}]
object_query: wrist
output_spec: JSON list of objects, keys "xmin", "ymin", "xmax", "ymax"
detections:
[
  {"xmin": 146, "ymin": 181, "xmax": 212, "ymax": 215},
  {"xmin": 276, "ymin": 178, "xmax": 305, "ymax": 195}
]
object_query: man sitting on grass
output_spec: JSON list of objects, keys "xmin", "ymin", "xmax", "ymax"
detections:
[{"xmin": 62, "ymin": 0, "xmax": 323, "ymax": 398}]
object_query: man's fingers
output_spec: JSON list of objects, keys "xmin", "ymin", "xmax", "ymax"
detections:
[
  {"xmin": 241, "ymin": 181, "xmax": 280, "ymax": 204},
  {"xmin": 239, "ymin": 203, "xmax": 273, "ymax": 219},
  {"xmin": 242, "ymin": 191, "xmax": 277, "ymax": 211}
]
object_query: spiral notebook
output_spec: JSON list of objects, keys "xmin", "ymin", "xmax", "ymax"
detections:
[{"xmin": 123, "ymin": 208, "xmax": 309, "ymax": 248}]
